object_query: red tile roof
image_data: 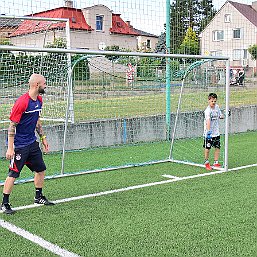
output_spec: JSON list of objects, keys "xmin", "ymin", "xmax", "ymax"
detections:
[
  {"xmin": 10, "ymin": 7, "xmax": 92, "ymax": 37},
  {"xmin": 110, "ymin": 14, "xmax": 139, "ymax": 36},
  {"xmin": 229, "ymin": 1, "xmax": 257, "ymax": 27}
]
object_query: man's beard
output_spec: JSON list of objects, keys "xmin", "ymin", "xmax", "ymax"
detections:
[{"xmin": 38, "ymin": 87, "xmax": 45, "ymax": 94}]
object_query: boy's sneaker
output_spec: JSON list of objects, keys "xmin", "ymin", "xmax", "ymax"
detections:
[
  {"xmin": 205, "ymin": 162, "xmax": 212, "ymax": 171},
  {"xmin": 1, "ymin": 203, "xmax": 16, "ymax": 214},
  {"xmin": 213, "ymin": 163, "xmax": 222, "ymax": 168},
  {"xmin": 34, "ymin": 195, "xmax": 55, "ymax": 205}
]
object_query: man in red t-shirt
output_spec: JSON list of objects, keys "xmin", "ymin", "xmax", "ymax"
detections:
[{"xmin": 1, "ymin": 73, "xmax": 54, "ymax": 214}]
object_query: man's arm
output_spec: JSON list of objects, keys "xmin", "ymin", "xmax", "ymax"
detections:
[
  {"xmin": 6, "ymin": 121, "xmax": 17, "ymax": 160},
  {"xmin": 36, "ymin": 118, "xmax": 44, "ymax": 138},
  {"xmin": 36, "ymin": 118, "xmax": 49, "ymax": 153}
]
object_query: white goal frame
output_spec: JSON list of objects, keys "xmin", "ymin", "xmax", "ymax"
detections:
[{"xmin": 0, "ymin": 43, "xmax": 231, "ymax": 182}]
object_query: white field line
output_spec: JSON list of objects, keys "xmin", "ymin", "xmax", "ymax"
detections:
[
  {"xmin": 228, "ymin": 163, "xmax": 257, "ymax": 171},
  {"xmin": 0, "ymin": 168, "xmax": 231, "ymax": 214},
  {"xmin": 0, "ymin": 219, "xmax": 81, "ymax": 257},
  {"xmin": 162, "ymin": 174, "xmax": 180, "ymax": 179}
]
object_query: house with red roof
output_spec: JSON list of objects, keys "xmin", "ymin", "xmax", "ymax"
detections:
[
  {"xmin": 8, "ymin": 2, "xmax": 158, "ymax": 51},
  {"xmin": 200, "ymin": 1, "xmax": 257, "ymax": 73}
]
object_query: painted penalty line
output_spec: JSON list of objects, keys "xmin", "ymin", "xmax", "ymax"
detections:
[{"xmin": 1, "ymin": 167, "xmax": 230, "ymax": 214}]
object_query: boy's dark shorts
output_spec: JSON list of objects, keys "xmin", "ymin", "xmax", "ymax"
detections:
[
  {"xmin": 8, "ymin": 141, "xmax": 46, "ymax": 178},
  {"xmin": 203, "ymin": 136, "xmax": 221, "ymax": 150}
]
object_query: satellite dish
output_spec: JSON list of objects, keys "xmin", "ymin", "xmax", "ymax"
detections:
[{"xmin": 98, "ymin": 42, "xmax": 106, "ymax": 50}]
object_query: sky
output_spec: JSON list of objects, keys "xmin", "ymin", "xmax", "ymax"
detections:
[{"xmin": 0, "ymin": 0, "xmax": 254, "ymax": 35}]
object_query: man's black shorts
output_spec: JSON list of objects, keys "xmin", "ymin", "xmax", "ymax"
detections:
[
  {"xmin": 203, "ymin": 136, "xmax": 221, "ymax": 150},
  {"xmin": 8, "ymin": 141, "xmax": 46, "ymax": 178}
]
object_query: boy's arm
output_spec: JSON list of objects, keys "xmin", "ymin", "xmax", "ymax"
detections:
[{"xmin": 206, "ymin": 118, "xmax": 211, "ymax": 131}]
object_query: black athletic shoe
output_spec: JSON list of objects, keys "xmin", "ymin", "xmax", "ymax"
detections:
[
  {"xmin": 34, "ymin": 195, "xmax": 55, "ymax": 205},
  {"xmin": 1, "ymin": 203, "xmax": 16, "ymax": 214}
]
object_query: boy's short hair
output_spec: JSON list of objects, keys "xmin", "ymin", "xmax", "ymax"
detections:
[{"xmin": 208, "ymin": 93, "xmax": 217, "ymax": 99}]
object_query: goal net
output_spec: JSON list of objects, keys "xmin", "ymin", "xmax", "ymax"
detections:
[
  {"xmin": 169, "ymin": 60, "xmax": 227, "ymax": 169},
  {"xmin": 0, "ymin": 15, "xmax": 71, "ymax": 128},
  {"xmin": 60, "ymin": 53, "xmax": 231, "ymax": 177},
  {"xmin": 1, "ymin": 44, "xmax": 256, "ymax": 184}
]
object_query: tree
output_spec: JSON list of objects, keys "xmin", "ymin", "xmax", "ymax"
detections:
[
  {"xmin": 198, "ymin": 0, "xmax": 217, "ymax": 33},
  {"xmin": 104, "ymin": 45, "xmax": 120, "ymax": 62},
  {"xmin": 45, "ymin": 37, "xmax": 67, "ymax": 48},
  {"xmin": 156, "ymin": 0, "xmax": 216, "ymax": 54},
  {"xmin": 155, "ymin": 30, "xmax": 166, "ymax": 54},
  {"xmin": 248, "ymin": 45, "xmax": 257, "ymax": 60},
  {"xmin": 178, "ymin": 27, "xmax": 199, "ymax": 56}
]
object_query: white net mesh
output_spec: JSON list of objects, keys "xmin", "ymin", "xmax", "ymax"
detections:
[
  {"xmin": 169, "ymin": 60, "xmax": 227, "ymax": 167},
  {"xmin": 0, "ymin": 0, "xmax": 256, "ymax": 183}
]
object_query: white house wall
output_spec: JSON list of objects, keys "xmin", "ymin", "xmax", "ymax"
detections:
[
  {"xmin": 10, "ymin": 30, "xmax": 67, "ymax": 48},
  {"xmin": 200, "ymin": 2, "xmax": 256, "ymax": 69},
  {"xmin": 137, "ymin": 35, "xmax": 158, "ymax": 51}
]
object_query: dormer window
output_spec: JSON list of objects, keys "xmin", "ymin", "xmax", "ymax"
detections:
[
  {"xmin": 116, "ymin": 21, "xmax": 122, "ymax": 27},
  {"xmin": 71, "ymin": 17, "xmax": 76, "ymax": 23},
  {"xmin": 96, "ymin": 15, "xmax": 103, "ymax": 31}
]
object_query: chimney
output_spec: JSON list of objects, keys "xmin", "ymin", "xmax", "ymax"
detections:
[
  {"xmin": 252, "ymin": 1, "xmax": 257, "ymax": 11},
  {"xmin": 126, "ymin": 21, "xmax": 131, "ymax": 27},
  {"xmin": 65, "ymin": 0, "xmax": 73, "ymax": 8}
]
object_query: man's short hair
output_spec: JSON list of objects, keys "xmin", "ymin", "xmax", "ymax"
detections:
[{"xmin": 208, "ymin": 93, "xmax": 217, "ymax": 99}]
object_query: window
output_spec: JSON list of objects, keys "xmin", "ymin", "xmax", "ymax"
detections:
[
  {"xmin": 210, "ymin": 50, "xmax": 222, "ymax": 56},
  {"xmin": 233, "ymin": 28, "xmax": 242, "ymax": 39},
  {"xmin": 146, "ymin": 39, "xmax": 150, "ymax": 48},
  {"xmin": 233, "ymin": 49, "xmax": 247, "ymax": 60},
  {"xmin": 233, "ymin": 49, "xmax": 248, "ymax": 60},
  {"xmin": 96, "ymin": 15, "xmax": 103, "ymax": 31},
  {"xmin": 213, "ymin": 30, "xmax": 224, "ymax": 41},
  {"xmin": 243, "ymin": 49, "xmax": 247, "ymax": 59},
  {"xmin": 224, "ymin": 14, "xmax": 231, "ymax": 23}
]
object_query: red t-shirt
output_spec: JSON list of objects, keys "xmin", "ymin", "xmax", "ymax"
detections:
[{"xmin": 10, "ymin": 92, "xmax": 43, "ymax": 148}]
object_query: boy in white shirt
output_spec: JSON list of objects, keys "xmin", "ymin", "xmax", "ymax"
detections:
[{"xmin": 203, "ymin": 93, "xmax": 224, "ymax": 171}]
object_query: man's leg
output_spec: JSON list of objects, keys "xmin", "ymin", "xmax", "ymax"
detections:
[
  {"xmin": 34, "ymin": 170, "xmax": 45, "ymax": 188},
  {"xmin": 1, "ymin": 176, "xmax": 16, "ymax": 214},
  {"xmin": 3, "ymin": 176, "xmax": 16, "ymax": 194},
  {"xmin": 34, "ymin": 171, "xmax": 54, "ymax": 205}
]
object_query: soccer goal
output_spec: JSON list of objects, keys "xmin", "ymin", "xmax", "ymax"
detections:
[
  {"xmin": 169, "ymin": 59, "xmax": 229, "ymax": 170},
  {"xmin": 1, "ymin": 42, "xmax": 256, "ymax": 184},
  {"xmin": 54, "ymin": 52, "xmax": 232, "ymax": 177}
]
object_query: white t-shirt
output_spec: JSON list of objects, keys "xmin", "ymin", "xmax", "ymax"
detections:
[{"xmin": 204, "ymin": 104, "xmax": 222, "ymax": 137}]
